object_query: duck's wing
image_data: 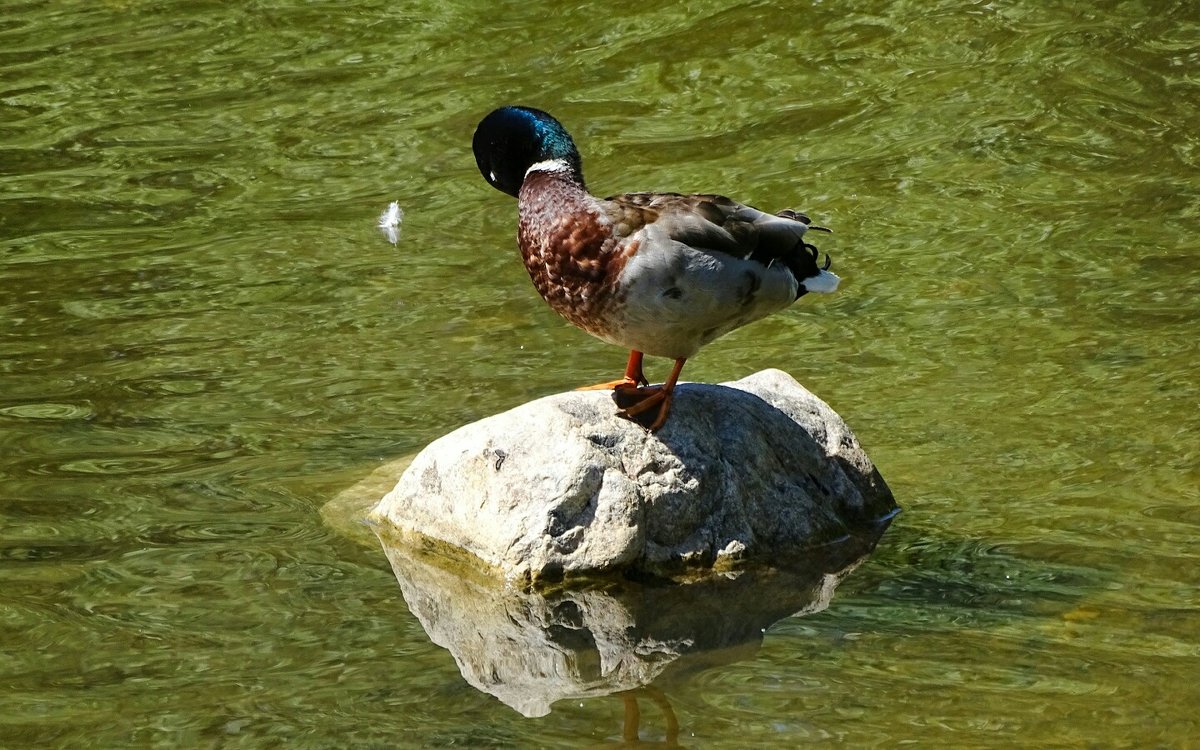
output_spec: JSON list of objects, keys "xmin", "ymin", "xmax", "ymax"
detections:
[{"xmin": 600, "ymin": 192, "xmax": 830, "ymax": 285}]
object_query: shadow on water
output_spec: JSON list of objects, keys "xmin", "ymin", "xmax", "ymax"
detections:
[{"xmin": 373, "ymin": 519, "xmax": 892, "ymax": 721}]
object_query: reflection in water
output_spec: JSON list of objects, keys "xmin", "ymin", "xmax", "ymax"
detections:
[
  {"xmin": 4, "ymin": 0, "xmax": 1198, "ymax": 744},
  {"xmin": 602, "ymin": 688, "xmax": 681, "ymax": 749},
  {"xmin": 375, "ymin": 521, "xmax": 891, "ymax": 719}
]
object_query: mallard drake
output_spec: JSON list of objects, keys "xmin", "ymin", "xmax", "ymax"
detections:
[{"xmin": 472, "ymin": 105, "xmax": 839, "ymax": 431}]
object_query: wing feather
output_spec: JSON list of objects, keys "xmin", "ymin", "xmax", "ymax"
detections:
[{"xmin": 600, "ymin": 192, "xmax": 825, "ymax": 287}]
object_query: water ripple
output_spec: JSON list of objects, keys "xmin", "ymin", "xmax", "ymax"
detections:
[{"xmin": 2, "ymin": 0, "xmax": 1199, "ymax": 746}]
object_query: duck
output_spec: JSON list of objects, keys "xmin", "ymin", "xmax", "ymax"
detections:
[{"xmin": 472, "ymin": 105, "xmax": 839, "ymax": 431}]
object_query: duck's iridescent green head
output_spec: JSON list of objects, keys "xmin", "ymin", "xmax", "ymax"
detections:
[{"xmin": 473, "ymin": 106, "xmax": 583, "ymax": 197}]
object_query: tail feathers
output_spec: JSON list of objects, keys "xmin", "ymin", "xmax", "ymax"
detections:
[{"xmin": 749, "ymin": 210, "xmax": 835, "ymax": 298}]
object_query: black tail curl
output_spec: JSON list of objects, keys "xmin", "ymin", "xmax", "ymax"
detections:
[
  {"xmin": 762, "ymin": 209, "xmax": 834, "ymax": 296},
  {"xmin": 803, "ymin": 241, "xmax": 832, "ymax": 271}
]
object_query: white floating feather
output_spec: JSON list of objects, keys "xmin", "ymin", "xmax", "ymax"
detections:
[{"xmin": 377, "ymin": 201, "xmax": 403, "ymax": 245}]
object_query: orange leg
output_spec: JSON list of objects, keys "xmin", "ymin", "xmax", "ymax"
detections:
[
  {"xmin": 618, "ymin": 357, "xmax": 687, "ymax": 431},
  {"xmin": 576, "ymin": 350, "xmax": 649, "ymax": 391}
]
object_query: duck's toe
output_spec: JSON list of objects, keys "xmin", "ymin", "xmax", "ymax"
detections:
[
  {"xmin": 614, "ymin": 385, "xmax": 674, "ymax": 432},
  {"xmin": 576, "ymin": 375, "xmax": 648, "ymax": 391}
]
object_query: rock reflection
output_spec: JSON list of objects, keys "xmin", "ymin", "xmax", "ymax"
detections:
[{"xmin": 375, "ymin": 521, "xmax": 891, "ymax": 718}]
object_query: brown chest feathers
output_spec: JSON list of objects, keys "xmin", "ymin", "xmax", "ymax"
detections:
[{"xmin": 516, "ymin": 172, "xmax": 635, "ymax": 335}]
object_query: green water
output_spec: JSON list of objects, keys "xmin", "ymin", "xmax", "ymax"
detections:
[{"xmin": 3, "ymin": 0, "xmax": 1198, "ymax": 746}]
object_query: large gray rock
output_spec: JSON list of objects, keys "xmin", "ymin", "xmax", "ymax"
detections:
[{"xmin": 369, "ymin": 369, "xmax": 895, "ymax": 583}]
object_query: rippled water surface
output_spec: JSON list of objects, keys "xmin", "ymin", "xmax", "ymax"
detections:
[{"xmin": 3, "ymin": 0, "xmax": 1198, "ymax": 746}]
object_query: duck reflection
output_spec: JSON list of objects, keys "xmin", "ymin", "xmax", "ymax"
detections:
[
  {"xmin": 375, "ymin": 519, "xmax": 890, "ymax": 720},
  {"xmin": 605, "ymin": 687, "xmax": 681, "ymax": 749}
]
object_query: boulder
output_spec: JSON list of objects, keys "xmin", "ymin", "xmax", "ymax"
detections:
[{"xmin": 369, "ymin": 369, "xmax": 896, "ymax": 583}]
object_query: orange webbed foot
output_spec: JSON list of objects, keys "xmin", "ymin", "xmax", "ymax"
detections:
[
  {"xmin": 612, "ymin": 357, "xmax": 687, "ymax": 432},
  {"xmin": 576, "ymin": 376, "xmax": 647, "ymax": 391},
  {"xmin": 614, "ymin": 385, "xmax": 674, "ymax": 431},
  {"xmin": 576, "ymin": 350, "xmax": 649, "ymax": 391}
]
